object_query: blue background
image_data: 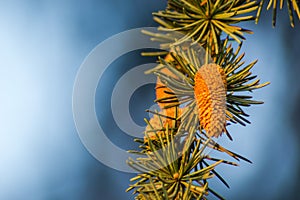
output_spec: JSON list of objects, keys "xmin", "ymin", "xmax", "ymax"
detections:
[{"xmin": 0, "ymin": 0, "xmax": 299, "ymax": 199}]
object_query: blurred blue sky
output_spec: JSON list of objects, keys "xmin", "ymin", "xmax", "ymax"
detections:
[{"xmin": 0, "ymin": 1, "xmax": 299, "ymax": 200}]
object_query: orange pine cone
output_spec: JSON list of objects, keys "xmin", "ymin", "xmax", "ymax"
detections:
[
  {"xmin": 144, "ymin": 108, "xmax": 182, "ymax": 141},
  {"xmin": 145, "ymin": 54, "xmax": 181, "ymax": 142},
  {"xmin": 156, "ymin": 54, "xmax": 179, "ymax": 119},
  {"xmin": 194, "ymin": 63, "xmax": 227, "ymax": 138}
]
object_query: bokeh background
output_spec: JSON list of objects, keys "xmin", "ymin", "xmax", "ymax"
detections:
[{"xmin": 0, "ymin": 0, "xmax": 299, "ymax": 199}]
